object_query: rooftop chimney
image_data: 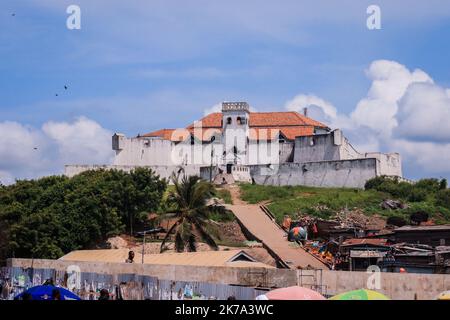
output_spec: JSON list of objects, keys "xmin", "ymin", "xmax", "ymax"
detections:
[{"xmin": 303, "ymin": 107, "xmax": 308, "ymax": 117}]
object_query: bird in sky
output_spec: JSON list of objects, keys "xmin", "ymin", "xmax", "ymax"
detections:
[
  {"xmin": 12, "ymin": 13, "xmax": 16, "ymax": 17},
  {"xmin": 64, "ymin": 85, "xmax": 68, "ymax": 90}
]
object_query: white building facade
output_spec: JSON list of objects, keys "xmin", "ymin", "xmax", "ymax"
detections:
[{"xmin": 66, "ymin": 102, "xmax": 402, "ymax": 188}]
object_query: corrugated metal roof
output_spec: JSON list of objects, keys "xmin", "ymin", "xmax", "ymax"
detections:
[
  {"xmin": 59, "ymin": 249, "xmax": 274, "ymax": 268},
  {"xmin": 395, "ymin": 225, "xmax": 450, "ymax": 232},
  {"xmin": 342, "ymin": 238, "xmax": 389, "ymax": 247}
]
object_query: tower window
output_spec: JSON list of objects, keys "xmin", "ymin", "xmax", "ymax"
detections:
[{"xmin": 227, "ymin": 117, "xmax": 232, "ymax": 125}]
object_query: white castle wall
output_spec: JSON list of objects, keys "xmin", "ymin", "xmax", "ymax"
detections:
[
  {"xmin": 293, "ymin": 130, "xmax": 402, "ymax": 178},
  {"xmin": 249, "ymin": 158, "xmax": 379, "ymax": 188},
  {"xmin": 294, "ymin": 129, "xmax": 361, "ymax": 163},
  {"xmin": 367, "ymin": 152, "xmax": 402, "ymax": 177},
  {"xmin": 64, "ymin": 164, "xmax": 202, "ymax": 183}
]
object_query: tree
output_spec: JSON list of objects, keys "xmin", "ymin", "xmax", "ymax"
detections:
[
  {"xmin": 437, "ymin": 189, "xmax": 450, "ymax": 210},
  {"xmin": 160, "ymin": 174, "xmax": 226, "ymax": 253},
  {"xmin": 0, "ymin": 168, "xmax": 167, "ymax": 261}
]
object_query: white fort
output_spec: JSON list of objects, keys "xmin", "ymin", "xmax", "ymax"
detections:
[{"xmin": 66, "ymin": 102, "xmax": 402, "ymax": 188}]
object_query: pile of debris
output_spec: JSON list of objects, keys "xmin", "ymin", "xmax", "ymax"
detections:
[
  {"xmin": 332, "ymin": 208, "xmax": 386, "ymax": 231},
  {"xmin": 381, "ymin": 199, "xmax": 407, "ymax": 210}
]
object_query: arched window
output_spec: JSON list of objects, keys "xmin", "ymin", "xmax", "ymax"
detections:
[
  {"xmin": 237, "ymin": 117, "xmax": 242, "ymax": 125},
  {"xmin": 227, "ymin": 117, "xmax": 232, "ymax": 125}
]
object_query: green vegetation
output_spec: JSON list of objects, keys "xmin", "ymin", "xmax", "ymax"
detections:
[
  {"xmin": 240, "ymin": 177, "xmax": 450, "ymax": 224},
  {"xmin": 0, "ymin": 169, "xmax": 166, "ymax": 260},
  {"xmin": 159, "ymin": 175, "xmax": 227, "ymax": 253},
  {"xmin": 214, "ymin": 188, "xmax": 233, "ymax": 205},
  {"xmin": 365, "ymin": 176, "xmax": 450, "ymax": 224},
  {"xmin": 240, "ymin": 184, "xmax": 386, "ymax": 222}
]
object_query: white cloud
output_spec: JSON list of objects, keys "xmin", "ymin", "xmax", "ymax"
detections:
[
  {"xmin": 395, "ymin": 82, "xmax": 450, "ymax": 142},
  {"xmin": 203, "ymin": 103, "xmax": 222, "ymax": 116},
  {"xmin": 350, "ymin": 60, "xmax": 433, "ymax": 136},
  {"xmin": 0, "ymin": 117, "xmax": 113, "ymax": 185},
  {"xmin": 43, "ymin": 117, "xmax": 113, "ymax": 165},
  {"xmin": 285, "ymin": 94, "xmax": 337, "ymax": 124},
  {"xmin": 285, "ymin": 60, "xmax": 450, "ymax": 179}
]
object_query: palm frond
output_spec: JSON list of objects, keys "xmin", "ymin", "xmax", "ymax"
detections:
[
  {"xmin": 160, "ymin": 220, "xmax": 180, "ymax": 253},
  {"xmin": 192, "ymin": 220, "xmax": 218, "ymax": 251}
]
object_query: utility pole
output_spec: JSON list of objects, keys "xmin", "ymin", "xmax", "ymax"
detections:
[{"xmin": 209, "ymin": 146, "xmax": 214, "ymax": 183}]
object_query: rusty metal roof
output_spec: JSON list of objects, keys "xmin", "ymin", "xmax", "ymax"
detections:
[{"xmin": 59, "ymin": 249, "xmax": 274, "ymax": 268}]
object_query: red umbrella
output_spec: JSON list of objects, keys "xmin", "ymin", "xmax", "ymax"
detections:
[{"xmin": 263, "ymin": 286, "xmax": 325, "ymax": 300}]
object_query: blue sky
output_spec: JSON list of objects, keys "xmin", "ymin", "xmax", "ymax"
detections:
[{"xmin": 1, "ymin": 0, "xmax": 450, "ymax": 183}]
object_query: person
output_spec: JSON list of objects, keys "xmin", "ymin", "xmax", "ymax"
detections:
[
  {"xmin": 98, "ymin": 289, "xmax": 110, "ymax": 300},
  {"xmin": 125, "ymin": 250, "xmax": 135, "ymax": 263},
  {"xmin": 52, "ymin": 288, "xmax": 61, "ymax": 300}
]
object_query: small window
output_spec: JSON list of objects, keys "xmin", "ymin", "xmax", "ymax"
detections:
[{"xmin": 227, "ymin": 117, "xmax": 232, "ymax": 125}]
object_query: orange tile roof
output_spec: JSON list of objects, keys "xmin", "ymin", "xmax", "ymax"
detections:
[
  {"xmin": 279, "ymin": 127, "xmax": 315, "ymax": 140},
  {"xmin": 187, "ymin": 111, "xmax": 328, "ymax": 129},
  {"xmin": 142, "ymin": 128, "xmax": 190, "ymax": 142},
  {"xmin": 249, "ymin": 112, "xmax": 327, "ymax": 128},
  {"xmin": 145, "ymin": 111, "xmax": 327, "ymax": 142},
  {"xmin": 187, "ymin": 113, "xmax": 223, "ymax": 129}
]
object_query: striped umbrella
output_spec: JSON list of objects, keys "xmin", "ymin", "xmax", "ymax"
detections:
[
  {"xmin": 257, "ymin": 286, "xmax": 325, "ymax": 300},
  {"xmin": 329, "ymin": 289, "xmax": 389, "ymax": 300},
  {"xmin": 436, "ymin": 291, "xmax": 450, "ymax": 300}
]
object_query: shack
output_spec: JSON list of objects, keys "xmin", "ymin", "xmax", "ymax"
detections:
[
  {"xmin": 339, "ymin": 239, "xmax": 391, "ymax": 271},
  {"xmin": 394, "ymin": 225, "xmax": 450, "ymax": 247}
]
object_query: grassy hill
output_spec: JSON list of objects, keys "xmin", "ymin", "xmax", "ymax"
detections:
[{"xmin": 239, "ymin": 178, "xmax": 450, "ymax": 225}]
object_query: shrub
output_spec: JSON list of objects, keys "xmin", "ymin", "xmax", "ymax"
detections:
[
  {"xmin": 437, "ymin": 189, "xmax": 450, "ymax": 210},
  {"xmin": 408, "ymin": 188, "xmax": 428, "ymax": 202}
]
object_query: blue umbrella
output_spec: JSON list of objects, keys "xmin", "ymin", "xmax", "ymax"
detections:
[{"xmin": 15, "ymin": 285, "xmax": 81, "ymax": 300}]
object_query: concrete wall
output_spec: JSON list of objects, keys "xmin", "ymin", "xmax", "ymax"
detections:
[
  {"xmin": 6, "ymin": 258, "xmax": 295, "ymax": 289},
  {"xmin": 368, "ymin": 152, "xmax": 403, "ymax": 177},
  {"xmin": 7, "ymin": 258, "xmax": 450, "ymax": 299},
  {"xmin": 293, "ymin": 130, "xmax": 362, "ymax": 164},
  {"xmin": 113, "ymin": 136, "xmax": 175, "ymax": 166},
  {"xmin": 65, "ymin": 164, "xmax": 202, "ymax": 183},
  {"xmin": 279, "ymin": 142, "xmax": 295, "ymax": 163},
  {"xmin": 250, "ymin": 159, "xmax": 379, "ymax": 188},
  {"xmin": 294, "ymin": 132, "xmax": 341, "ymax": 163}
]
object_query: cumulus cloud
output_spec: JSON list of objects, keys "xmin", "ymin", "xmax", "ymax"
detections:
[
  {"xmin": 43, "ymin": 117, "xmax": 113, "ymax": 165},
  {"xmin": 395, "ymin": 82, "xmax": 450, "ymax": 142},
  {"xmin": 285, "ymin": 94, "xmax": 337, "ymax": 124},
  {"xmin": 203, "ymin": 103, "xmax": 222, "ymax": 116},
  {"xmin": 350, "ymin": 60, "xmax": 433, "ymax": 136},
  {"xmin": 0, "ymin": 117, "xmax": 113, "ymax": 185},
  {"xmin": 285, "ymin": 60, "xmax": 450, "ymax": 179}
]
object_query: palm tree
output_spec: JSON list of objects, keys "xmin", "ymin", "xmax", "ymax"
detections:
[{"xmin": 159, "ymin": 174, "xmax": 226, "ymax": 253}]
